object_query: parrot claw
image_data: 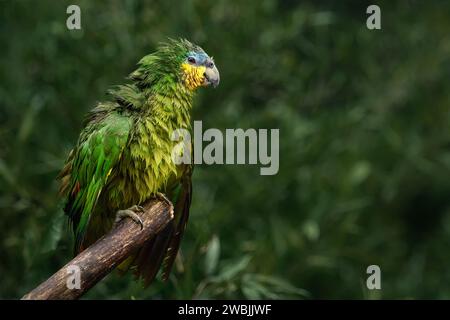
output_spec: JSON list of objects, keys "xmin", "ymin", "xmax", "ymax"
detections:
[
  {"xmin": 130, "ymin": 204, "xmax": 145, "ymax": 213},
  {"xmin": 115, "ymin": 205, "xmax": 144, "ymax": 230},
  {"xmin": 154, "ymin": 192, "xmax": 174, "ymax": 218}
]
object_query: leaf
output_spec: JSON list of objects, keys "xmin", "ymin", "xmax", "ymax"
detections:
[
  {"xmin": 0, "ymin": 158, "xmax": 15, "ymax": 186},
  {"xmin": 242, "ymin": 275, "xmax": 276, "ymax": 299},
  {"xmin": 302, "ymin": 220, "xmax": 320, "ymax": 241},
  {"xmin": 40, "ymin": 211, "xmax": 64, "ymax": 253},
  {"xmin": 242, "ymin": 274, "xmax": 310, "ymax": 299},
  {"xmin": 212, "ymin": 255, "xmax": 252, "ymax": 282},
  {"xmin": 204, "ymin": 235, "xmax": 220, "ymax": 275}
]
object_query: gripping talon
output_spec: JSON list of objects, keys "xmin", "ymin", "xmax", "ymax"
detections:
[
  {"xmin": 129, "ymin": 205, "xmax": 145, "ymax": 213},
  {"xmin": 154, "ymin": 192, "xmax": 174, "ymax": 217},
  {"xmin": 115, "ymin": 206, "xmax": 144, "ymax": 230}
]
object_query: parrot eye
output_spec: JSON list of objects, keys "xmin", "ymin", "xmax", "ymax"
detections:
[{"xmin": 187, "ymin": 57, "xmax": 196, "ymax": 64}]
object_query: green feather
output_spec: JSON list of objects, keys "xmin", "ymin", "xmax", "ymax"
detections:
[{"xmin": 63, "ymin": 111, "xmax": 131, "ymax": 249}]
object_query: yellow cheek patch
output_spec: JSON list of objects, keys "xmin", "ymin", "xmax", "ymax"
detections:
[{"xmin": 181, "ymin": 63, "xmax": 206, "ymax": 90}]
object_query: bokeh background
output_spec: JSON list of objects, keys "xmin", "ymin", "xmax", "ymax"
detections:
[{"xmin": 1, "ymin": 0, "xmax": 449, "ymax": 299}]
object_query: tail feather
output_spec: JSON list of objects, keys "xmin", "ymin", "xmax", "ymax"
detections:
[
  {"xmin": 134, "ymin": 224, "xmax": 174, "ymax": 286},
  {"xmin": 160, "ymin": 186, "xmax": 191, "ymax": 280}
]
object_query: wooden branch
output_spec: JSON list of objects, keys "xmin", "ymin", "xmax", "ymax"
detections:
[{"xmin": 21, "ymin": 199, "xmax": 173, "ymax": 300}]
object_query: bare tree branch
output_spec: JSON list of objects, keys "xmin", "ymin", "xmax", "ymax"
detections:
[{"xmin": 21, "ymin": 199, "xmax": 174, "ymax": 300}]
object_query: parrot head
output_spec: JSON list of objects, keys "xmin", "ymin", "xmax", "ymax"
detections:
[
  {"xmin": 181, "ymin": 45, "xmax": 220, "ymax": 90},
  {"xmin": 132, "ymin": 38, "xmax": 220, "ymax": 91}
]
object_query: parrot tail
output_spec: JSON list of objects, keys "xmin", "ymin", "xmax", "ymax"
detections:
[{"xmin": 116, "ymin": 223, "xmax": 175, "ymax": 286}]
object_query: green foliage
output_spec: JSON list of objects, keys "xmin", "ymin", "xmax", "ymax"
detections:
[{"xmin": 1, "ymin": 0, "xmax": 449, "ymax": 299}]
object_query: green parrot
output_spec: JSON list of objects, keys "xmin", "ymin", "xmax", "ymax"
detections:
[{"xmin": 57, "ymin": 39, "xmax": 220, "ymax": 285}]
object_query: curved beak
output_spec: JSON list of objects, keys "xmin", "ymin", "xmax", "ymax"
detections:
[{"xmin": 203, "ymin": 61, "xmax": 220, "ymax": 88}]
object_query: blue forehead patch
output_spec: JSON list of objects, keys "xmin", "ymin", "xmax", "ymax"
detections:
[{"xmin": 187, "ymin": 51, "xmax": 209, "ymax": 64}]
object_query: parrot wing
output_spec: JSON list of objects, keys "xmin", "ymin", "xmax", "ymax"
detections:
[{"xmin": 58, "ymin": 109, "xmax": 132, "ymax": 252}]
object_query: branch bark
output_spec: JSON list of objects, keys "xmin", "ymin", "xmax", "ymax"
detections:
[{"xmin": 21, "ymin": 199, "xmax": 173, "ymax": 300}]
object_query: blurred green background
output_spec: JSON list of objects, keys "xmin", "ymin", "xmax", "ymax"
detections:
[{"xmin": 1, "ymin": 0, "xmax": 449, "ymax": 299}]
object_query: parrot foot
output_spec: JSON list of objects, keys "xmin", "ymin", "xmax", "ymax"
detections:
[
  {"xmin": 154, "ymin": 192, "xmax": 174, "ymax": 218},
  {"xmin": 115, "ymin": 205, "xmax": 144, "ymax": 230}
]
